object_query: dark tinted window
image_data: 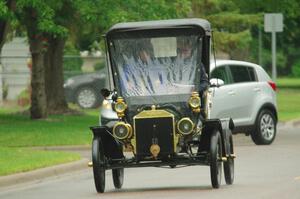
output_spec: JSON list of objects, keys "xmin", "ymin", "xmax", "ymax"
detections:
[
  {"xmin": 229, "ymin": 65, "xmax": 256, "ymax": 83},
  {"xmin": 247, "ymin": 67, "xmax": 256, "ymax": 81},
  {"xmin": 211, "ymin": 66, "xmax": 231, "ymax": 84}
]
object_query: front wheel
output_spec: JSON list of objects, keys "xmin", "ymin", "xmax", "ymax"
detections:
[
  {"xmin": 112, "ymin": 168, "xmax": 124, "ymax": 189},
  {"xmin": 251, "ymin": 109, "xmax": 277, "ymax": 145},
  {"xmin": 223, "ymin": 133, "xmax": 234, "ymax": 185},
  {"xmin": 210, "ymin": 130, "xmax": 222, "ymax": 188},
  {"xmin": 92, "ymin": 138, "xmax": 106, "ymax": 193}
]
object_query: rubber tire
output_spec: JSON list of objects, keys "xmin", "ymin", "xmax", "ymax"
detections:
[
  {"xmin": 251, "ymin": 109, "xmax": 277, "ymax": 145},
  {"xmin": 210, "ymin": 130, "xmax": 222, "ymax": 189},
  {"xmin": 76, "ymin": 86, "xmax": 101, "ymax": 109},
  {"xmin": 223, "ymin": 134, "xmax": 234, "ymax": 185},
  {"xmin": 92, "ymin": 138, "xmax": 106, "ymax": 193},
  {"xmin": 112, "ymin": 168, "xmax": 124, "ymax": 189}
]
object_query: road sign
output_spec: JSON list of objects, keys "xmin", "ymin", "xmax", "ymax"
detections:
[
  {"xmin": 264, "ymin": 13, "xmax": 283, "ymax": 32},
  {"xmin": 264, "ymin": 13, "xmax": 283, "ymax": 82}
]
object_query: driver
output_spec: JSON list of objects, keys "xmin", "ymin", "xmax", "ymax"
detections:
[{"xmin": 177, "ymin": 38, "xmax": 209, "ymax": 103}]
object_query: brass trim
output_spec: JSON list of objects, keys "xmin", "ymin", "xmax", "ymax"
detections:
[
  {"xmin": 113, "ymin": 122, "xmax": 132, "ymax": 140},
  {"xmin": 134, "ymin": 109, "xmax": 174, "ymax": 119},
  {"xmin": 133, "ymin": 109, "xmax": 177, "ymax": 153},
  {"xmin": 150, "ymin": 144, "xmax": 160, "ymax": 158},
  {"xmin": 115, "ymin": 97, "xmax": 127, "ymax": 118},
  {"xmin": 88, "ymin": 161, "xmax": 93, "ymax": 167},
  {"xmin": 177, "ymin": 117, "xmax": 195, "ymax": 135},
  {"xmin": 189, "ymin": 92, "xmax": 201, "ymax": 109}
]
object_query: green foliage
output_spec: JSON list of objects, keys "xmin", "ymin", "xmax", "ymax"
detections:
[
  {"xmin": 292, "ymin": 60, "xmax": 300, "ymax": 77},
  {"xmin": 191, "ymin": 0, "xmax": 261, "ymax": 60},
  {"xmin": 73, "ymin": 0, "xmax": 191, "ymax": 51},
  {"xmin": 63, "ymin": 44, "xmax": 83, "ymax": 72},
  {"xmin": 0, "ymin": 0, "xmax": 10, "ymax": 19},
  {"xmin": 16, "ymin": 0, "xmax": 68, "ymax": 36},
  {"xmin": 93, "ymin": 60, "xmax": 106, "ymax": 71}
]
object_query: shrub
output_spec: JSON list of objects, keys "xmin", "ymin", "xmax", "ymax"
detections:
[
  {"xmin": 63, "ymin": 45, "xmax": 83, "ymax": 72},
  {"xmin": 93, "ymin": 60, "xmax": 106, "ymax": 71},
  {"xmin": 292, "ymin": 60, "xmax": 300, "ymax": 77}
]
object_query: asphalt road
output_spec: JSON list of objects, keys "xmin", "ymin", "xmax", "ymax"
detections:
[{"xmin": 1, "ymin": 123, "xmax": 300, "ymax": 199}]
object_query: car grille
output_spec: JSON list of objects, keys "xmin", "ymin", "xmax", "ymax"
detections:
[{"xmin": 134, "ymin": 110, "xmax": 175, "ymax": 157}]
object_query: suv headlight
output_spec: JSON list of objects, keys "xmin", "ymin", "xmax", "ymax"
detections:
[
  {"xmin": 113, "ymin": 122, "xmax": 132, "ymax": 140},
  {"xmin": 63, "ymin": 78, "xmax": 74, "ymax": 87},
  {"xmin": 177, "ymin": 117, "xmax": 194, "ymax": 135}
]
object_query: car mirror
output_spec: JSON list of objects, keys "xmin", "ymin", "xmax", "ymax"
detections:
[
  {"xmin": 101, "ymin": 88, "xmax": 111, "ymax": 98},
  {"xmin": 210, "ymin": 78, "xmax": 225, "ymax": 87}
]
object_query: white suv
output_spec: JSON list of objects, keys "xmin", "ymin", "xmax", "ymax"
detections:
[{"xmin": 210, "ymin": 60, "xmax": 277, "ymax": 145}]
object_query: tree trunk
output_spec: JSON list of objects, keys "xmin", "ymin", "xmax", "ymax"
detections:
[
  {"xmin": 44, "ymin": 36, "xmax": 69, "ymax": 114},
  {"xmin": 24, "ymin": 9, "xmax": 47, "ymax": 119},
  {"xmin": 28, "ymin": 36, "xmax": 47, "ymax": 119}
]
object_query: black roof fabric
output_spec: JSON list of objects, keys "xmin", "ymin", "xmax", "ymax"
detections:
[{"xmin": 107, "ymin": 18, "xmax": 211, "ymax": 36}]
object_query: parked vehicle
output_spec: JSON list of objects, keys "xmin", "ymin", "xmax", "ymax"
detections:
[
  {"xmin": 63, "ymin": 71, "xmax": 106, "ymax": 108},
  {"xmin": 210, "ymin": 60, "xmax": 277, "ymax": 145},
  {"xmin": 89, "ymin": 18, "xmax": 235, "ymax": 193}
]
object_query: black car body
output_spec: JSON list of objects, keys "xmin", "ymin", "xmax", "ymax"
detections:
[
  {"xmin": 89, "ymin": 18, "xmax": 235, "ymax": 193},
  {"xmin": 63, "ymin": 71, "xmax": 106, "ymax": 108}
]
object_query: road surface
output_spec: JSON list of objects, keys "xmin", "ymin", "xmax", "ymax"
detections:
[{"xmin": 1, "ymin": 123, "xmax": 300, "ymax": 199}]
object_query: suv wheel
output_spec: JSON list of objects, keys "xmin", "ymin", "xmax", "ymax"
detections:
[
  {"xmin": 251, "ymin": 109, "xmax": 276, "ymax": 145},
  {"xmin": 76, "ymin": 87, "xmax": 100, "ymax": 109}
]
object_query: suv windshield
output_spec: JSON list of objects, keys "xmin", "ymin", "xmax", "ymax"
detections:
[{"xmin": 109, "ymin": 32, "xmax": 202, "ymax": 99}]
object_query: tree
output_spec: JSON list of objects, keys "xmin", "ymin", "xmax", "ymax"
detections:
[
  {"xmin": 190, "ymin": 0, "xmax": 260, "ymax": 60},
  {"xmin": 2, "ymin": 0, "xmax": 191, "ymax": 119},
  {"xmin": 232, "ymin": 0, "xmax": 300, "ymax": 76},
  {"xmin": 15, "ymin": 0, "xmax": 68, "ymax": 118}
]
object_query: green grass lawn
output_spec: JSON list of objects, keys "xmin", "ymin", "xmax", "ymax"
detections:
[
  {"xmin": 0, "ymin": 107, "xmax": 98, "ymax": 176},
  {"xmin": 0, "ymin": 147, "xmax": 80, "ymax": 176},
  {"xmin": 277, "ymin": 78, "xmax": 300, "ymax": 89},
  {"xmin": 277, "ymin": 88, "xmax": 300, "ymax": 121},
  {"xmin": 0, "ymin": 108, "xmax": 98, "ymax": 147}
]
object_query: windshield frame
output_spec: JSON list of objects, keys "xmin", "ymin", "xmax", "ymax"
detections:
[{"xmin": 107, "ymin": 27, "xmax": 205, "ymax": 99}]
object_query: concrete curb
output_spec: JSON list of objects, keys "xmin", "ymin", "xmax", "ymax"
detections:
[
  {"xmin": 0, "ymin": 158, "xmax": 89, "ymax": 188},
  {"xmin": 279, "ymin": 119, "xmax": 300, "ymax": 128}
]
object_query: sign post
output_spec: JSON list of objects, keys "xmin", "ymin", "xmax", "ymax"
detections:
[{"xmin": 264, "ymin": 13, "xmax": 283, "ymax": 82}]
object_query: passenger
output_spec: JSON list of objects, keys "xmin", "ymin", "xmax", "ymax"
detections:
[{"xmin": 177, "ymin": 38, "xmax": 209, "ymax": 104}]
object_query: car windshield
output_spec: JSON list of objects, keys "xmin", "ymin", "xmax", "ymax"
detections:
[{"xmin": 109, "ymin": 32, "xmax": 202, "ymax": 101}]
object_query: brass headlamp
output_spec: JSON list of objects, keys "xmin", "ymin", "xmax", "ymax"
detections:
[
  {"xmin": 189, "ymin": 92, "xmax": 201, "ymax": 113},
  {"xmin": 113, "ymin": 122, "xmax": 132, "ymax": 140},
  {"xmin": 177, "ymin": 117, "xmax": 195, "ymax": 135},
  {"xmin": 114, "ymin": 97, "xmax": 127, "ymax": 118}
]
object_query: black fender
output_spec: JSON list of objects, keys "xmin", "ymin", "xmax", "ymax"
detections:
[
  {"xmin": 199, "ymin": 118, "xmax": 234, "ymax": 157},
  {"xmin": 90, "ymin": 126, "xmax": 124, "ymax": 159}
]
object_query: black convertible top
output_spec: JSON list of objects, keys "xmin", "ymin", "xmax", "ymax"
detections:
[{"xmin": 107, "ymin": 18, "xmax": 211, "ymax": 36}]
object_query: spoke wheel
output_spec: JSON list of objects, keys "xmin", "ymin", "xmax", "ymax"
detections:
[
  {"xmin": 112, "ymin": 168, "xmax": 124, "ymax": 189},
  {"xmin": 92, "ymin": 138, "xmax": 106, "ymax": 193},
  {"xmin": 251, "ymin": 109, "xmax": 277, "ymax": 145},
  {"xmin": 223, "ymin": 134, "xmax": 234, "ymax": 185},
  {"xmin": 210, "ymin": 130, "xmax": 222, "ymax": 189}
]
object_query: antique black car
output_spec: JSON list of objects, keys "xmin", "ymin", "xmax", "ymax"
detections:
[{"xmin": 90, "ymin": 18, "xmax": 235, "ymax": 193}]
